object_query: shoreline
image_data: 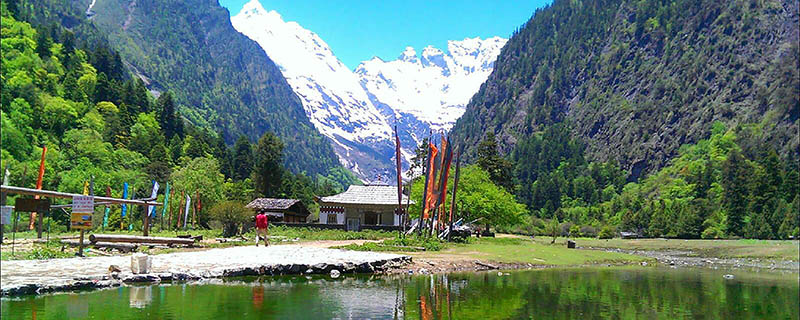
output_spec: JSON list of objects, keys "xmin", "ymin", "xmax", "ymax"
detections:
[{"xmin": 0, "ymin": 246, "xmax": 409, "ymax": 297}]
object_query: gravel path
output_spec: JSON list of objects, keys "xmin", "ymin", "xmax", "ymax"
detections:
[{"xmin": 1, "ymin": 246, "xmax": 410, "ymax": 296}]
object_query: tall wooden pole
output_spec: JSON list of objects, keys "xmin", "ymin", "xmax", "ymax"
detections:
[
  {"xmin": 168, "ymin": 188, "xmax": 174, "ymax": 231},
  {"xmin": 448, "ymin": 151, "xmax": 461, "ymax": 242},
  {"xmin": 193, "ymin": 191, "xmax": 198, "ymax": 229},
  {"xmin": 31, "ymin": 146, "xmax": 47, "ymax": 234}
]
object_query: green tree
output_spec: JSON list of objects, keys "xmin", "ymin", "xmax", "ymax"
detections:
[
  {"xmin": 721, "ymin": 149, "xmax": 749, "ymax": 237},
  {"xmin": 156, "ymin": 91, "xmax": 179, "ymax": 139},
  {"xmin": 253, "ymin": 132, "xmax": 285, "ymax": 197},
  {"xmin": 476, "ymin": 132, "xmax": 514, "ymax": 192},
  {"xmin": 209, "ymin": 200, "xmax": 251, "ymax": 237},
  {"xmin": 232, "ymin": 135, "xmax": 253, "ymax": 181}
]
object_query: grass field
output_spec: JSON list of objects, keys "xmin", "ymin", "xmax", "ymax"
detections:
[
  {"xmin": 410, "ymin": 237, "xmax": 649, "ymax": 265},
  {"xmin": 538, "ymin": 237, "xmax": 800, "ymax": 261}
]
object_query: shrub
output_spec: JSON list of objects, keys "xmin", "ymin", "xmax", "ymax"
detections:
[
  {"xmin": 569, "ymin": 224, "xmax": 581, "ymax": 237},
  {"xmin": 209, "ymin": 200, "xmax": 251, "ymax": 237},
  {"xmin": 580, "ymin": 225, "xmax": 597, "ymax": 237},
  {"xmin": 598, "ymin": 225, "xmax": 616, "ymax": 239}
]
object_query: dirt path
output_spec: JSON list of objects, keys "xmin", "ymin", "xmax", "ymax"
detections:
[
  {"xmin": 1, "ymin": 246, "xmax": 409, "ymax": 296},
  {"xmin": 290, "ymin": 239, "xmax": 382, "ymax": 248}
]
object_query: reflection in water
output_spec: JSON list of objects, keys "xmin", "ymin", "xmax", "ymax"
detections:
[
  {"xmin": 252, "ymin": 285, "xmax": 264, "ymax": 309},
  {"xmin": 1, "ymin": 268, "xmax": 797, "ymax": 319},
  {"xmin": 128, "ymin": 286, "xmax": 152, "ymax": 309}
]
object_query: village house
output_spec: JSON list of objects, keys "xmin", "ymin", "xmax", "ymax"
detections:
[
  {"xmin": 245, "ymin": 198, "xmax": 310, "ymax": 223},
  {"xmin": 317, "ymin": 185, "xmax": 412, "ymax": 231}
]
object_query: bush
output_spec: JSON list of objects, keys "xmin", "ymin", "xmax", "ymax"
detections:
[
  {"xmin": 209, "ymin": 201, "xmax": 251, "ymax": 237},
  {"xmin": 598, "ymin": 225, "xmax": 616, "ymax": 239},
  {"xmin": 580, "ymin": 225, "xmax": 597, "ymax": 237},
  {"xmin": 569, "ymin": 224, "xmax": 581, "ymax": 237}
]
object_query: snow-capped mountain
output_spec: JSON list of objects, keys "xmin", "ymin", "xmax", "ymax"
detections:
[
  {"xmin": 356, "ymin": 37, "xmax": 507, "ymax": 133},
  {"xmin": 231, "ymin": 0, "xmax": 505, "ymax": 181},
  {"xmin": 231, "ymin": 0, "xmax": 395, "ymax": 179}
]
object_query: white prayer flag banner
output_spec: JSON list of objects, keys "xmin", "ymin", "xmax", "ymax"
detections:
[
  {"xmin": 72, "ymin": 195, "xmax": 95, "ymax": 213},
  {"xmin": 147, "ymin": 181, "xmax": 160, "ymax": 217},
  {"xmin": 183, "ymin": 195, "xmax": 191, "ymax": 228},
  {"xmin": 1, "ymin": 205, "xmax": 12, "ymax": 224}
]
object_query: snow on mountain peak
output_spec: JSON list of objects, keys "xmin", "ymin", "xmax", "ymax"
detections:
[
  {"xmin": 231, "ymin": 2, "xmax": 506, "ymax": 182},
  {"xmin": 240, "ymin": 0, "xmax": 267, "ymax": 16},
  {"xmin": 356, "ymin": 36, "xmax": 507, "ymax": 131},
  {"xmin": 231, "ymin": 0, "xmax": 395, "ymax": 180},
  {"xmin": 399, "ymin": 46, "xmax": 418, "ymax": 63}
]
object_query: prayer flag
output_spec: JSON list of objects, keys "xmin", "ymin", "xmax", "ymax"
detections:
[
  {"xmin": 148, "ymin": 181, "xmax": 159, "ymax": 217},
  {"xmin": 121, "ymin": 182, "xmax": 129, "ymax": 217}
]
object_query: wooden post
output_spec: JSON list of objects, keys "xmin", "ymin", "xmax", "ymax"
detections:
[
  {"xmin": 177, "ymin": 191, "xmax": 184, "ymax": 230},
  {"xmin": 192, "ymin": 190, "xmax": 198, "ymax": 229},
  {"xmin": 36, "ymin": 208, "xmax": 43, "ymax": 239},
  {"xmin": 167, "ymin": 188, "xmax": 173, "ymax": 231},
  {"xmin": 143, "ymin": 208, "xmax": 149, "ymax": 236},
  {"xmin": 78, "ymin": 230, "xmax": 85, "ymax": 257}
]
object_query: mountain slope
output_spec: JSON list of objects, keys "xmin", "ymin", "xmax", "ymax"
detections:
[
  {"xmin": 230, "ymin": 1, "xmax": 394, "ymax": 179},
  {"xmin": 26, "ymin": 0, "xmax": 345, "ymax": 178},
  {"xmin": 451, "ymin": 0, "xmax": 799, "ymax": 178},
  {"xmin": 231, "ymin": 0, "xmax": 507, "ymax": 181}
]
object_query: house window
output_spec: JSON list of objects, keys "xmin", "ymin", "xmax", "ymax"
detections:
[
  {"xmin": 327, "ymin": 213, "xmax": 338, "ymax": 224},
  {"xmin": 364, "ymin": 212, "xmax": 378, "ymax": 225}
]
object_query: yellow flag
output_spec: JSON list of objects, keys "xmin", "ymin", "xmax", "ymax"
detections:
[{"xmin": 83, "ymin": 181, "xmax": 89, "ymax": 195}]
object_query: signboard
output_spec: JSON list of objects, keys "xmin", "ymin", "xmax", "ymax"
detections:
[
  {"xmin": 72, "ymin": 195, "xmax": 94, "ymax": 213},
  {"xmin": 71, "ymin": 195, "xmax": 94, "ymax": 230},
  {"xmin": 1, "ymin": 206, "xmax": 11, "ymax": 225},
  {"xmin": 15, "ymin": 198, "xmax": 50, "ymax": 212}
]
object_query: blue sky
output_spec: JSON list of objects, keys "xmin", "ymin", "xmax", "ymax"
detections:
[{"xmin": 219, "ymin": 0, "xmax": 551, "ymax": 70}]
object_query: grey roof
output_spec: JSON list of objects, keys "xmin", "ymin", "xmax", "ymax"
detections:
[
  {"xmin": 246, "ymin": 198, "xmax": 301, "ymax": 210},
  {"xmin": 318, "ymin": 185, "xmax": 414, "ymax": 206}
]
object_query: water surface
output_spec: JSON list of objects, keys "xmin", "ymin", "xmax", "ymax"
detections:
[{"xmin": 2, "ymin": 267, "xmax": 797, "ymax": 319}]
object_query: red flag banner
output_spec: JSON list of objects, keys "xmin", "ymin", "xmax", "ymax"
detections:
[
  {"xmin": 423, "ymin": 142, "xmax": 439, "ymax": 219},
  {"xmin": 395, "ymin": 126, "xmax": 403, "ymax": 213}
]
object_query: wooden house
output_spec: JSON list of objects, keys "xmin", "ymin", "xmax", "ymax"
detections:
[
  {"xmin": 317, "ymin": 185, "xmax": 412, "ymax": 231},
  {"xmin": 245, "ymin": 198, "xmax": 310, "ymax": 223}
]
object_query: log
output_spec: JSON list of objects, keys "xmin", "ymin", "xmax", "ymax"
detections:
[
  {"xmin": 89, "ymin": 234, "xmax": 195, "ymax": 245},
  {"xmin": 376, "ymin": 244, "xmax": 426, "ymax": 251},
  {"xmin": 61, "ymin": 240, "xmax": 138, "ymax": 252},
  {"xmin": 474, "ymin": 261, "xmax": 498, "ymax": 269}
]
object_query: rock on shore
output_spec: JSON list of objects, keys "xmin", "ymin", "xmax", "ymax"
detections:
[{"xmin": 1, "ymin": 246, "xmax": 410, "ymax": 297}]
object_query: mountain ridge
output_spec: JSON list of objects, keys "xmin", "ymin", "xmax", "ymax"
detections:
[
  {"xmin": 232, "ymin": 0, "xmax": 507, "ymax": 181},
  {"xmin": 451, "ymin": 0, "xmax": 799, "ymax": 179}
]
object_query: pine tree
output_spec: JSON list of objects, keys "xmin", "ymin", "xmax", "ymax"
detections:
[
  {"xmin": 157, "ymin": 92, "xmax": 177, "ymax": 139},
  {"xmin": 477, "ymin": 132, "xmax": 514, "ymax": 192},
  {"xmin": 232, "ymin": 135, "xmax": 253, "ymax": 181},
  {"xmin": 721, "ymin": 149, "xmax": 749, "ymax": 237},
  {"xmin": 253, "ymin": 132, "xmax": 285, "ymax": 197},
  {"xmin": 35, "ymin": 30, "xmax": 52, "ymax": 59}
]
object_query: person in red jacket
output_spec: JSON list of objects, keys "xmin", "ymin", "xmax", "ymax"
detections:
[{"xmin": 255, "ymin": 213, "xmax": 269, "ymax": 246}]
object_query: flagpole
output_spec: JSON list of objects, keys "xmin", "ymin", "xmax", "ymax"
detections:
[
  {"xmin": 448, "ymin": 150, "xmax": 461, "ymax": 242},
  {"xmin": 419, "ymin": 133, "xmax": 431, "ymax": 236}
]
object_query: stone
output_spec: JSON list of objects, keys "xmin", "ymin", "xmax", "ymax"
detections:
[
  {"xmin": 109, "ymin": 265, "xmax": 122, "ymax": 273},
  {"xmin": 130, "ymin": 254, "xmax": 152, "ymax": 274},
  {"xmin": 329, "ymin": 269, "xmax": 341, "ymax": 279}
]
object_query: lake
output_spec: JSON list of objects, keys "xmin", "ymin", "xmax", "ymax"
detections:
[{"xmin": 1, "ymin": 267, "xmax": 797, "ymax": 319}]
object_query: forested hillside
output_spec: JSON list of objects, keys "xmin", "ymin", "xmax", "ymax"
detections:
[
  {"xmin": 9, "ymin": 0, "xmax": 351, "ymax": 180},
  {"xmin": 0, "ymin": 4, "xmax": 343, "ymax": 230},
  {"xmin": 446, "ymin": 0, "xmax": 799, "ymax": 239},
  {"xmin": 452, "ymin": 0, "xmax": 798, "ymax": 178}
]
